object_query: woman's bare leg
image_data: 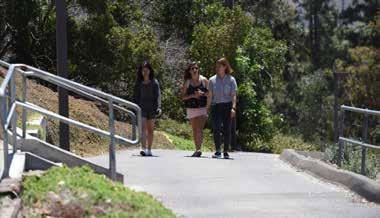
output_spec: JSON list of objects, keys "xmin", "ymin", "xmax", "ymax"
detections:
[
  {"xmin": 141, "ymin": 118, "xmax": 147, "ymax": 150},
  {"xmin": 190, "ymin": 118, "xmax": 199, "ymax": 150},
  {"xmin": 195, "ymin": 115, "xmax": 207, "ymax": 150},
  {"xmin": 146, "ymin": 119, "xmax": 155, "ymax": 150}
]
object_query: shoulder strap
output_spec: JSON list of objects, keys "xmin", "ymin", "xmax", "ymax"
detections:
[{"xmin": 200, "ymin": 75, "xmax": 206, "ymax": 87}]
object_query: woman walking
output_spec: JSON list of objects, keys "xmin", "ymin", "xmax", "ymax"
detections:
[
  {"xmin": 133, "ymin": 61, "xmax": 162, "ymax": 156},
  {"xmin": 181, "ymin": 62, "xmax": 208, "ymax": 157},
  {"xmin": 207, "ymin": 58, "xmax": 237, "ymax": 159}
]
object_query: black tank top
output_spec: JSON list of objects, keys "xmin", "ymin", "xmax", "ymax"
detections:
[{"xmin": 184, "ymin": 80, "xmax": 208, "ymax": 108}]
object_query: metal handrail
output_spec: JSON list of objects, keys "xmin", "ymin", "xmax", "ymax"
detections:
[
  {"xmin": 0, "ymin": 61, "xmax": 142, "ymax": 180},
  {"xmin": 338, "ymin": 105, "xmax": 379, "ymax": 176},
  {"xmin": 341, "ymin": 105, "xmax": 380, "ymax": 116}
]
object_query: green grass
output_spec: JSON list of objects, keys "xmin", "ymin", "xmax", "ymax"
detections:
[
  {"xmin": 22, "ymin": 166, "xmax": 176, "ymax": 218},
  {"xmin": 157, "ymin": 119, "xmax": 214, "ymax": 151},
  {"xmin": 165, "ymin": 133, "xmax": 211, "ymax": 152}
]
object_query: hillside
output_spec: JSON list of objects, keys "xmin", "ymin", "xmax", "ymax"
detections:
[{"xmin": 1, "ymin": 67, "xmax": 174, "ymax": 156}]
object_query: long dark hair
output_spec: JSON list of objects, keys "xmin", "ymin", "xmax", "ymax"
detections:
[
  {"xmin": 183, "ymin": 61, "xmax": 200, "ymax": 81},
  {"xmin": 136, "ymin": 61, "xmax": 155, "ymax": 82}
]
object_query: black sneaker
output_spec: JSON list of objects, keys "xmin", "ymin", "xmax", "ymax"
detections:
[
  {"xmin": 191, "ymin": 151, "xmax": 202, "ymax": 157},
  {"xmin": 212, "ymin": 152, "xmax": 222, "ymax": 158},
  {"xmin": 223, "ymin": 152, "xmax": 230, "ymax": 159},
  {"xmin": 140, "ymin": 150, "xmax": 146, "ymax": 156}
]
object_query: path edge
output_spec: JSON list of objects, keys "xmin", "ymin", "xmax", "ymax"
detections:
[{"xmin": 280, "ymin": 149, "xmax": 380, "ymax": 203}]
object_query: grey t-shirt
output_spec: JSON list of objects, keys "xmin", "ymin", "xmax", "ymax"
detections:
[{"xmin": 208, "ymin": 74, "xmax": 237, "ymax": 104}]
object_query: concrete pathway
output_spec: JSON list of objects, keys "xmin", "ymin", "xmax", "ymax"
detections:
[
  {"xmin": 0, "ymin": 140, "xmax": 3, "ymax": 177},
  {"xmin": 88, "ymin": 149, "xmax": 380, "ymax": 218}
]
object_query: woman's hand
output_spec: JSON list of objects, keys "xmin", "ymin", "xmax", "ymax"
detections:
[
  {"xmin": 230, "ymin": 108, "xmax": 236, "ymax": 118},
  {"xmin": 156, "ymin": 108, "xmax": 162, "ymax": 118},
  {"xmin": 194, "ymin": 90, "xmax": 203, "ymax": 98}
]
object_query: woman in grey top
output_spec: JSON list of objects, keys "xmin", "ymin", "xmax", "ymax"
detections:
[
  {"xmin": 133, "ymin": 61, "xmax": 162, "ymax": 156},
  {"xmin": 207, "ymin": 58, "xmax": 237, "ymax": 159}
]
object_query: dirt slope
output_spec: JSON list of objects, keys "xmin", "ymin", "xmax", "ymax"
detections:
[{"xmin": 1, "ymin": 67, "xmax": 172, "ymax": 156}]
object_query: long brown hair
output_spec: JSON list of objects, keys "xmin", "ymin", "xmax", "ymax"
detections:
[
  {"xmin": 136, "ymin": 61, "xmax": 155, "ymax": 82},
  {"xmin": 216, "ymin": 57, "xmax": 233, "ymax": 74},
  {"xmin": 183, "ymin": 61, "xmax": 200, "ymax": 80}
]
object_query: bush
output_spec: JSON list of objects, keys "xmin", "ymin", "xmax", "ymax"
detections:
[
  {"xmin": 190, "ymin": 3, "xmax": 251, "ymax": 76},
  {"xmin": 236, "ymin": 82, "xmax": 274, "ymax": 152},
  {"xmin": 325, "ymin": 143, "xmax": 379, "ymax": 179},
  {"xmin": 269, "ymin": 133, "xmax": 319, "ymax": 154},
  {"xmin": 161, "ymin": 87, "xmax": 186, "ymax": 121}
]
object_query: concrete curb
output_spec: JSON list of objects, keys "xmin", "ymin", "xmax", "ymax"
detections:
[{"xmin": 280, "ymin": 149, "xmax": 380, "ymax": 203}]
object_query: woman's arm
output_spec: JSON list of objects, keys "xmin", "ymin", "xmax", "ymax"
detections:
[
  {"xmin": 207, "ymin": 80, "xmax": 213, "ymax": 111},
  {"xmin": 153, "ymin": 79, "xmax": 161, "ymax": 110},
  {"xmin": 181, "ymin": 81, "xmax": 197, "ymax": 100},
  {"xmin": 133, "ymin": 82, "xmax": 140, "ymax": 104}
]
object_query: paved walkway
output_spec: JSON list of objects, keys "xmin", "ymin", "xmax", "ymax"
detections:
[
  {"xmin": 0, "ymin": 140, "xmax": 3, "ymax": 177},
  {"xmin": 88, "ymin": 150, "xmax": 380, "ymax": 218}
]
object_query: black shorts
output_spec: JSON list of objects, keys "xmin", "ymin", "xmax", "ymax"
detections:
[{"xmin": 142, "ymin": 110, "xmax": 156, "ymax": 120}]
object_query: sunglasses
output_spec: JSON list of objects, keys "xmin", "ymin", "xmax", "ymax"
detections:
[{"xmin": 191, "ymin": 67, "xmax": 199, "ymax": 70}]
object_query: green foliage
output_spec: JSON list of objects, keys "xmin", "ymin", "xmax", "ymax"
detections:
[
  {"xmin": 235, "ymin": 27, "xmax": 287, "ymax": 99},
  {"xmin": 336, "ymin": 46, "xmax": 380, "ymax": 109},
  {"xmin": 298, "ymin": 0, "xmax": 339, "ymax": 69},
  {"xmin": 236, "ymin": 82, "xmax": 274, "ymax": 152},
  {"xmin": 69, "ymin": 2, "xmax": 163, "ymax": 98},
  {"xmin": 1, "ymin": 0, "xmax": 163, "ymax": 100},
  {"xmin": 269, "ymin": 133, "xmax": 319, "ymax": 154},
  {"xmin": 190, "ymin": 3, "xmax": 251, "ymax": 76},
  {"xmin": 161, "ymin": 87, "xmax": 186, "ymax": 121},
  {"xmin": 324, "ymin": 143, "xmax": 379, "ymax": 179},
  {"xmin": 22, "ymin": 166, "xmax": 176, "ymax": 217},
  {"xmin": 296, "ymin": 70, "xmax": 333, "ymax": 141}
]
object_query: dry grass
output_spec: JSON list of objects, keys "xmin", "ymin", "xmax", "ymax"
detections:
[{"xmin": 1, "ymin": 68, "xmax": 173, "ymax": 156}]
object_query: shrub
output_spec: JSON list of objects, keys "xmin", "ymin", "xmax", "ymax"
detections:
[
  {"xmin": 325, "ymin": 143, "xmax": 379, "ymax": 179},
  {"xmin": 269, "ymin": 133, "xmax": 319, "ymax": 154},
  {"xmin": 161, "ymin": 87, "xmax": 186, "ymax": 121},
  {"xmin": 236, "ymin": 82, "xmax": 274, "ymax": 152}
]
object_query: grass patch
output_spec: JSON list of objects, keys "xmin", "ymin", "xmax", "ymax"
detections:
[
  {"xmin": 164, "ymin": 133, "xmax": 211, "ymax": 152},
  {"xmin": 21, "ymin": 166, "xmax": 176, "ymax": 218},
  {"xmin": 269, "ymin": 133, "xmax": 319, "ymax": 154},
  {"xmin": 157, "ymin": 119, "xmax": 214, "ymax": 151}
]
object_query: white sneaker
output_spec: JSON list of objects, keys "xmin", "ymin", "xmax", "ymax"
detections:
[
  {"xmin": 140, "ymin": 149, "xmax": 148, "ymax": 156},
  {"xmin": 146, "ymin": 149, "xmax": 152, "ymax": 156}
]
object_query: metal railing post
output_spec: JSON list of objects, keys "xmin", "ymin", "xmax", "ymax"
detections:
[
  {"xmin": 338, "ymin": 110, "xmax": 345, "ymax": 167},
  {"xmin": 22, "ymin": 74, "xmax": 27, "ymax": 138},
  {"xmin": 108, "ymin": 99, "xmax": 116, "ymax": 181},
  {"xmin": 10, "ymin": 73, "xmax": 17, "ymax": 152},
  {"xmin": 1, "ymin": 95, "xmax": 9, "ymax": 178},
  {"xmin": 361, "ymin": 112, "xmax": 368, "ymax": 175}
]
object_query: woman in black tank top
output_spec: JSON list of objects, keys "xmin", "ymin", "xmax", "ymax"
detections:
[
  {"xmin": 181, "ymin": 61, "xmax": 209, "ymax": 157},
  {"xmin": 133, "ymin": 61, "xmax": 162, "ymax": 157}
]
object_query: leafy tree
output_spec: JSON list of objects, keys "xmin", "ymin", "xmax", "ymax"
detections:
[
  {"xmin": 235, "ymin": 27, "xmax": 287, "ymax": 100},
  {"xmin": 297, "ymin": 0, "xmax": 339, "ymax": 69},
  {"xmin": 336, "ymin": 46, "xmax": 380, "ymax": 109},
  {"xmin": 190, "ymin": 3, "xmax": 251, "ymax": 75},
  {"xmin": 236, "ymin": 82, "xmax": 274, "ymax": 152}
]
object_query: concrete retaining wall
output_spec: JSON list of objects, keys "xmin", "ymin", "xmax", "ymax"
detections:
[{"xmin": 280, "ymin": 149, "xmax": 380, "ymax": 203}]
